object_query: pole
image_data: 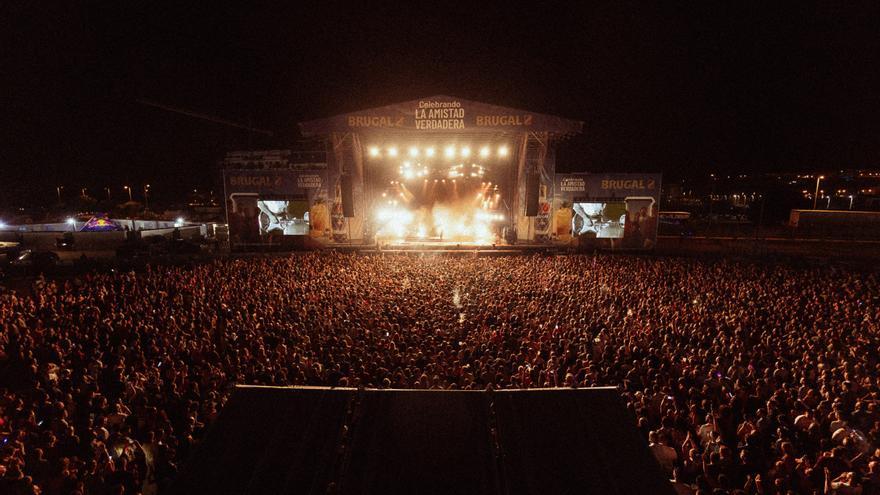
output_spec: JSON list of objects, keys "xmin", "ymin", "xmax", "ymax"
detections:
[
  {"xmin": 708, "ymin": 176, "xmax": 716, "ymax": 235},
  {"xmin": 222, "ymin": 170, "xmax": 230, "ymax": 249},
  {"xmin": 813, "ymin": 176, "xmax": 823, "ymax": 209},
  {"xmin": 754, "ymin": 195, "xmax": 765, "ymax": 241}
]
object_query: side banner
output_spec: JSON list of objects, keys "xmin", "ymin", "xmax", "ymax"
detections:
[
  {"xmin": 553, "ymin": 173, "xmax": 662, "ymax": 249},
  {"xmin": 223, "ymin": 169, "xmax": 329, "ymax": 246}
]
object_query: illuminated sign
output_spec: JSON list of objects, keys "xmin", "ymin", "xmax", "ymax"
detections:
[
  {"xmin": 559, "ymin": 177, "xmax": 585, "ymax": 192},
  {"xmin": 228, "ymin": 175, "xmax": 283, "ymax": 187},
  {"xmin": 415, "ymin": 100, "xmax": 465, "ymax": 129},
  {"xmin": 600, "ymin": 179, "xmax": 657, "ymax": 190},
  {"xmin": 296, "ymin": 174, "xmax": 322, "ymax": 189},
  {"xmin": 298, "ymin": 95, "xmax": 584, "ymax": 135},
  {"xmin": 475, "ymin": 114, "xmax": 533, "ymax": 127},
  {"xmin": 346, "ymin": 116, "xmax": 405, "ymax": 128}
]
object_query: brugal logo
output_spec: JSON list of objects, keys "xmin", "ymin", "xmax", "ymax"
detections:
[
  {"xmin": 347, "ymin": 115, "xmax": 405, "ymax": 128},
  {"xmin": 600, "ymin": 179, "xmax": 656, "ymax": 190},
  {"xmin": 228, "ymin": 176, "xmax": 283, "ymax": 187}
]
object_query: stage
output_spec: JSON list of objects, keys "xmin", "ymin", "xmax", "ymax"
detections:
[
  {"xmin": 319, "ymin": 237, "xmax": 570, "ymax": 255},
  {"xmin": 222, "ymin": 96, "xmax": 660, "ymax": 252}
]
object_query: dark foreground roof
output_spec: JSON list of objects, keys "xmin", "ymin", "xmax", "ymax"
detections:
[{"xmin": 171, "ymin": 386, "xmax": 674, "ymax": 495}]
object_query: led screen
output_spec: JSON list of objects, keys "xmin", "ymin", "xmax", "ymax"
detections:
[
  {"xmin": 257, "ymin": 200, "xmax": 310, "ymax": 236},
  {"xmin": 571, "ymin": 202, "xmax": 626, "ymax": 238}
]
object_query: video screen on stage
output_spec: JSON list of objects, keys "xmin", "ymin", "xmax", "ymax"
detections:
[
  {"xmin": 571, "ymin": 201, "xmax": 627, "ymax": 238},
  {"xmin": 257, "ymin": 199, "xmax": 310, "ymax": 236}
]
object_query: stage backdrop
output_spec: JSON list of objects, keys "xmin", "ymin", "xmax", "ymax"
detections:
[
  {"xmin": 553, "ymin": 173, "xmax": 662, "ymax": 249},
  {"xmin": 223, "ymin": 168, "xmax": 329, "ymax": 246}
]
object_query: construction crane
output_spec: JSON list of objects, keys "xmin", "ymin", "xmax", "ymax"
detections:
[{"xmin": 136, "ymin": 98, "xmax": 274, "ymax": 138}]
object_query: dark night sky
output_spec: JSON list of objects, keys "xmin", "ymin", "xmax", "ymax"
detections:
[{"xmin": 3, "ymin": 2, "xmax": 879, "ymax": 205}]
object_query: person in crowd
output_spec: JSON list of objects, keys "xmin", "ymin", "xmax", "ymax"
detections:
[{"xmin": 1, "ymin": 253, "xmax": 878, "ymax": 494}]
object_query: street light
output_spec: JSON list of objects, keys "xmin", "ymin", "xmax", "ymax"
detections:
[
  {"xmin": 66, "ymin": 217, "xmax": 76, "ymax": 231},
  {"xmin": 56, "ymin": 186, "xmax": 64, "ymax": 202},
  {"xmin": 849, "ymin": 195, "xmax": 854, "ymax": 210},
  {"xmin": 124, "ymin": 185, "xmax": 132, "ymax": 201},
  {"xmin": 813, "ymin": 175, "xmax": 825, "ymax": 209},
  {"xmin": 144, "ymin": 184, "xmax": 151, "ymax": 211},
  {"xmin": 105, "ymin": 187, "xmax": 111, "ymax": 201}
]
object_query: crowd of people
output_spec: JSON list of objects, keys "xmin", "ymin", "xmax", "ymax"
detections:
[{"xmin": 1, "ymin": 252, "xmax": 879, "ymax": 494}]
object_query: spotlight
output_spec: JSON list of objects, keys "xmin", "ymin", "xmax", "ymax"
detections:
[
  {"xmin": 444, "ymin": 146, "xmax": 455, "ymax": 158},
  {"xmin": 388, "ymin": 147, "xmax": 398, "ymax": 157},
  {"xmin": 426, "ymin": 147, "xmax": 436, "ymax": 157},
  {"xmin": 480, "ymin": 146, "xmax": 490, "ymax": 158},
  {"xmin": 409, "ymin": 146, "xmax": 419, "ymax": 157},
  {"xmin": 498, "ymin": 146, "xmax": 509, "ymax": 157},
  {"xmin": 461, "ymin": 147, "xmax": 470, "ymax": 158},
  {"xmin": 368, "ymin": 146, "xmax": 380, "ymax": 157}
]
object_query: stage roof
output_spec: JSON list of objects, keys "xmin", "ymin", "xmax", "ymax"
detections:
[{"xmin": 299, "ymin": 95, "xmax": 584, "ymax": 137}]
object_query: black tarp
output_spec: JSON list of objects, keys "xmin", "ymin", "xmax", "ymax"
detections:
[{"xmin": 171, "ymin": 386, "xmax": 675, "ymax": 495}]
